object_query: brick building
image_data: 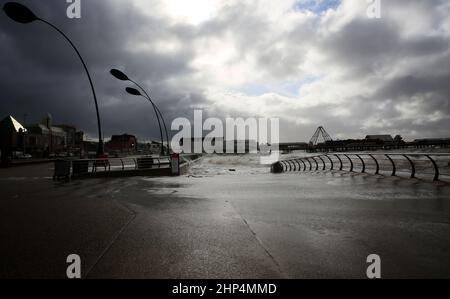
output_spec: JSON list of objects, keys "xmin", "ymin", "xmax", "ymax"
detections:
[{"xmin": 106, "ymin": 134, "xmax": 138, "ymax": 154}]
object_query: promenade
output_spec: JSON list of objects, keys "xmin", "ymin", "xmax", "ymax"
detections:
[{"xmin": 1, "ymin": 156, "xmax": 450, "ymax": 278}]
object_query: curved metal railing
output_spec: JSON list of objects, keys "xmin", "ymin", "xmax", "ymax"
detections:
[
  {"xmin": 85, "ymin": 157, "xmax": 170, "ymax": 173},
  {"xmin": 53, "ymin": 156, "xmax": 171, "ymax": 179},
  {"xmin": 271, "ymin": 153, "xmax": 450, "ymax": 182}
]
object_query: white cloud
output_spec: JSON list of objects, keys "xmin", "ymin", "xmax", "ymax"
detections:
[
  {"xmin": 100, "ymin": 0, "xmax": 450, "ymax": 141},
  {"xmin": 132, "ymin": 0, "xmax": 226, "ymax": 25}
]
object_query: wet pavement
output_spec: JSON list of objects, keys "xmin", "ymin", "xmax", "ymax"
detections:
[{"xmin": 1, "ymin": 156, "xmax": 450, "ymax": 278}]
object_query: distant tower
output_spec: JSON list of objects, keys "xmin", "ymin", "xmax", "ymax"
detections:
[
  {"xmin": 309, "ymin": 126, "xmax": 333, "ymax": 146},
  {"xmin": 42, "ymin": 113, "xmax": 53, "ymax": 129}
]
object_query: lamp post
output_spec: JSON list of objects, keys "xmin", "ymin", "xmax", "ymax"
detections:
[
  {"xmin": 125, "ymin": 87, "xmax": 170, "ymax": 157},
  {"xmin": 3, "ymin": 2, "xmax": 105, "ymax": 156},
  {"xmin": 110, "ymin": 69, "xmax": 170, "ymax": 156}
]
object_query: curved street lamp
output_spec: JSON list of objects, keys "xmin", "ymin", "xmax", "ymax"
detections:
[
  {"xmin": 125, "ymin": 86, "xmax": 170, "ymax": 157},
  {"xmin": 110, "ymin": 69, "xmax": 170, "ymax": 156},
  {"xmin": 3, "ymin": 2, "xmax": 105, "ymax": 156}
]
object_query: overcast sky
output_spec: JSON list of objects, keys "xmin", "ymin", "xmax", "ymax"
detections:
[{"xmin": 1, "ymin": 0, "xmax": 449, "ymax": 142}]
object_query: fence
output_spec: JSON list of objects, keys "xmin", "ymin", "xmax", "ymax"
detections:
[
  {"xmin": 271, "ymin": 153, "xmax": 450, "ymax": 182},
  {"xmin": 54, "ymin": 156, "xmax": 171, "ymax": 179}
]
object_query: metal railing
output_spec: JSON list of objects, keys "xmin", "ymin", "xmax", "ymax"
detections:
[
  {"xmin": 54, "ymin": 156, "xmax": 171, "ymax": 179},
  {"xmin": 78, "ymin": 157, "xmax": 170, "ymax": 174},
  {"xmin": 271, "ymin": 153, "xmax": 450, "ymax": 182}
]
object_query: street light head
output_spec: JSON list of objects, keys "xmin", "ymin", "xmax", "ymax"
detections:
[
  {"xmin": 110, "ymin": 69, "xmax": 130, "ymax": 81},
  {"xmin": 3, "ymin": 2, "xmax": 39, "ymax": 24},
  {"xmin": 126, "ymin": 87, "xmax": 142, "ymax": 96}
]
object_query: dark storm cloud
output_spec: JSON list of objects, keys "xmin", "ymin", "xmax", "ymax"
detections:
[
  {"xmin": 378, "ymin": 74, "xmax": 450, "ymax": 101},
  {"xmin": 320, "ymin": 18, "xmax": 401, "ymax": 77},
  {"xmin": 0, "ymin": 0, "xmax": 205, "ymax": 141}
]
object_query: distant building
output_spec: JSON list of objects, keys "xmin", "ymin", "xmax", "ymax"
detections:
[
  {"xmin": 74, "ymin": 131, "xmax": 84, "ymax": 147},
  {"xmin": 414, "ymin": 138, "xmax": 450, "ymax": 142},
  {"xmin": 365, "ymin": 135, "xmax": 394, "ymax": 143},
  {"xmin": 25, "ymin": 114, "xmax": 67, "ymax": 156},
  {"xmin": 106, "ymin": 134, "xmax": 138, "ymax": 153},
  {"xmin": 54, "ymin": 125, "xmax": 77, "ymax": 148},
  {"xmin": 394, "ymin": 135, "xmax": 404, "ymax": 143},
  {"xmin": 0, "ymin": 115, "xmax": 27, "ymax": 159},
  {"xmin": 1, "ymin": 114, "xmax": 85, "ymax": 158},
  {"xmin": 414, "ymin": 138, "xmax": 450, "ymax": 146},
  {"xmin": 82, "ymin": 140, "xmax": 99, "ymax": 158}
]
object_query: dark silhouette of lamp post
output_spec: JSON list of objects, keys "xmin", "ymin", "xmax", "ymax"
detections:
[
  {"xmin": 110, "ymin": 69, "xmax": 170, "ymax": 156},
  {"xmin": 3, "ymin": 2, "xmax": 105, "ymax": 156},
  {"xmin": 125, "ymin": 87, "xmax": 170, "ymax": 156}
]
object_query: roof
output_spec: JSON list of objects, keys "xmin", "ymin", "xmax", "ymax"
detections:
[
  {"xmin": 0, "ymin": 115, "xmax": 27, "ymax": 133},
  {"xmin": 365, "ymin": 135, "xmax": 394, "ymax": 142},
  {"xmin": 26, "ymin": 124, "xmax": 50, "ymax": 134},
  {"xmin": 25, "ymin": 124, "xmax": 66, "ymax": 136}
]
